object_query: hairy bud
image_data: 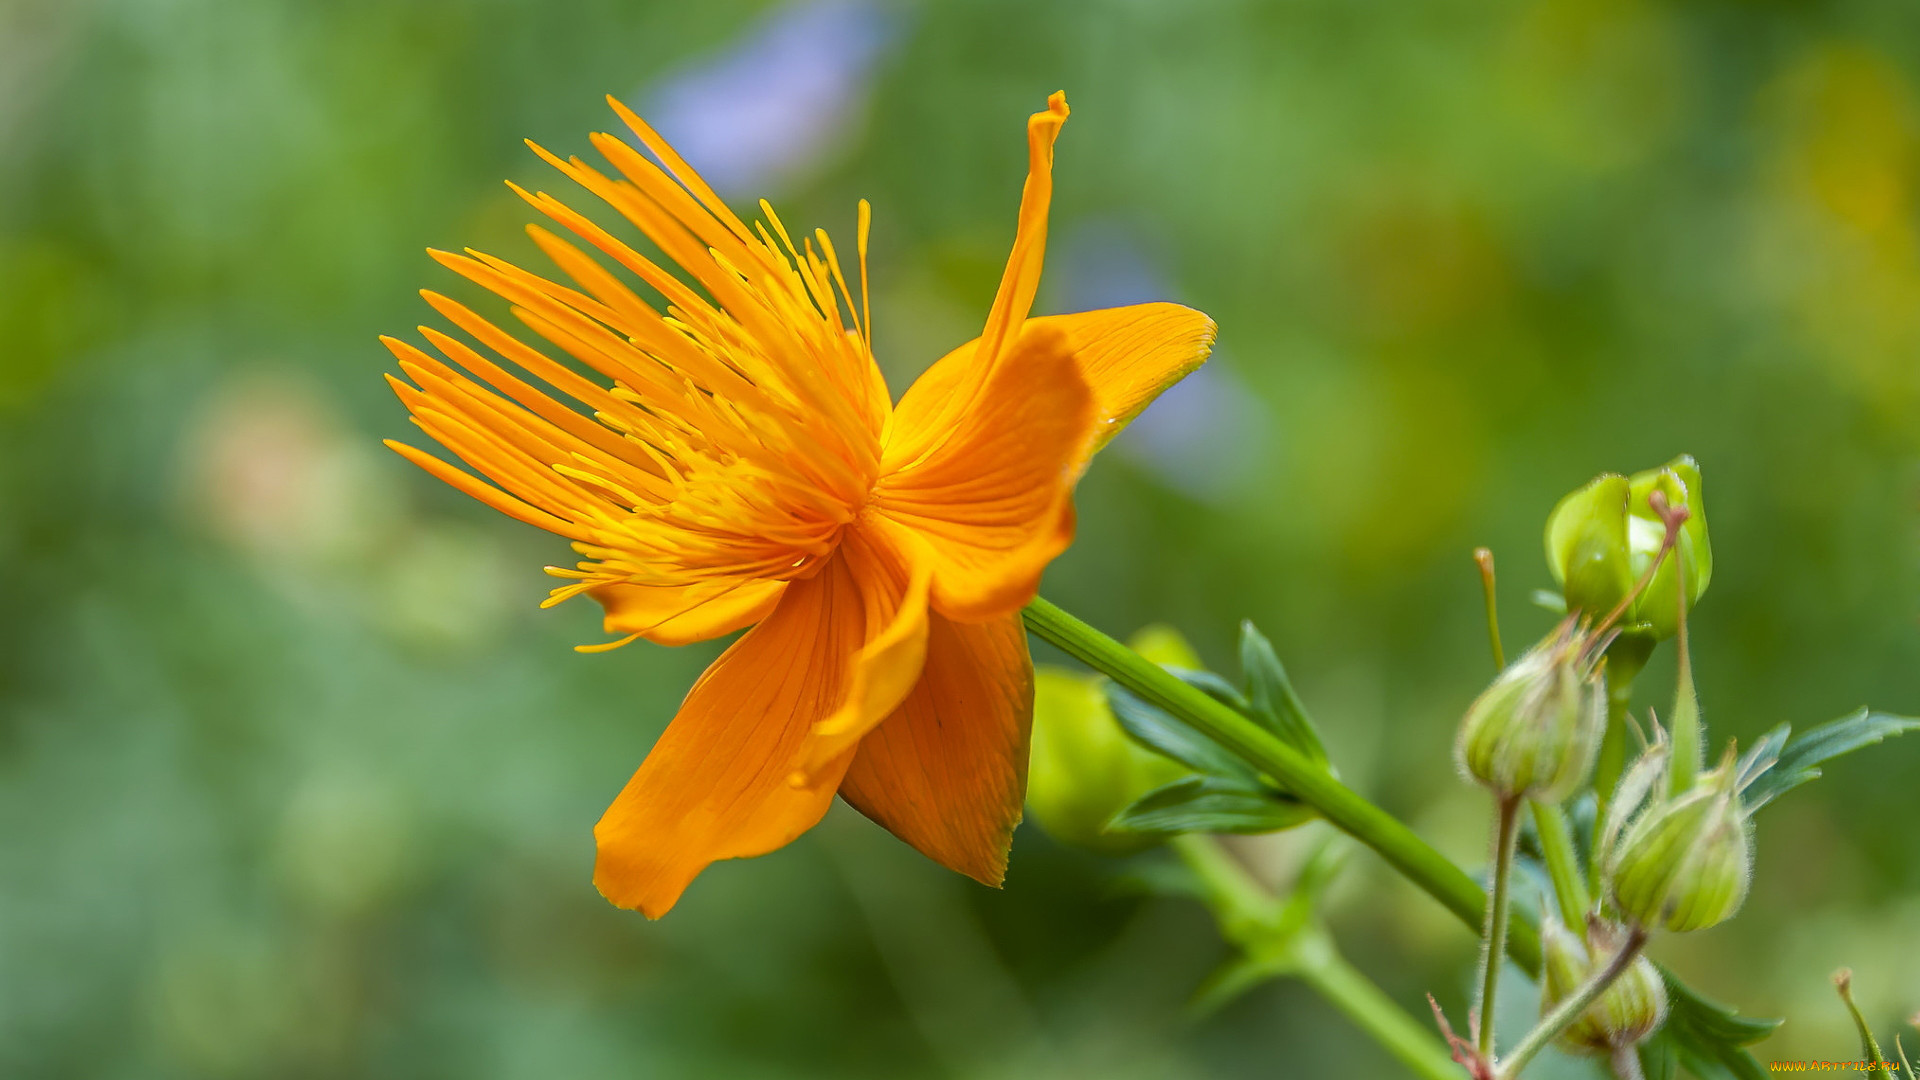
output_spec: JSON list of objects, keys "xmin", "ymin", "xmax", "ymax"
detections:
[
  {"xmin": 1541, "ymin": 918, "xmax": 1670, "ymax": 1053},
  {"xmin": 1605, "ymin": 748, "xmax": 1751, "ymax": 932},
  {"xmin": 1455, "ymin": 621, "xmax": 1606, "ymax": 801}
]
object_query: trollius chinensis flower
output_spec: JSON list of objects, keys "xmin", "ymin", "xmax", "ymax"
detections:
[{"xmin": 382, "ymin": 92, "xmax": 1215, "ymax": 916}]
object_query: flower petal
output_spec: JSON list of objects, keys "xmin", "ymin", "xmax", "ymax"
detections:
[
  {"xmin": 871, "ymin": 325, "xmax": 1096, "ymax": 622},
  {"xmin": 791, "ymin": 529, "xmax": 933, "ymax": 783},
  {"xmin": 883, "ymin": 93, "xmax": 1070, "ymax": 473},
  {"xmin": 593, "ymin": 552, "xmax": 871, "ymax": 917},
  {"xmin": 588, "ymin": 579, "xmax": 787, "ymax": 647},
  {"xmin": 891, "ymin": 303, "xmax": 1217, "ymax": 465},
  {"xmin": 837, "ymin": 611, "xmax": 1032, "ymax": 886}
]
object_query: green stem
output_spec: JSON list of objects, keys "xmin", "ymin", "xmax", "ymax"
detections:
[
  {"xmin": 1835, "ymin": 970, "xmax": 1894, "ymax": 1079},
  {"xmin": 1169, "ymin": 835, "xmax": 1463, "ymax": 1080},
  {"xmin": 1496, "ymin": 926, "xmax": 1648, "ymax": 1079},
  {"xmin": 1530, "ymin": 800, "xmax": 1590, "ymax": 929},
  {"xmin": 1477, "ymin": 797, "xmax": 1522, "ymax": 1057},
  {"xmin": 1666, "ymin": 556, "xmax": 1700, "ymax": 799},
  {"xmin": 1169, "ymin": 833, "xmax": 1273, "ymax": 931},
  {"xmin": 1474, "ymin": 547, "xmax": 1505, "ymax": 670},
  {"xmin": 1590, "ymin": 675, "xmax": 1635, "ymax": 897},
  {"xmin": 1298, "ymin": 942, "xmax": 1468, "ymax": 1080},
  {"xmin": 1023, "ymin": 596, "xmax": 1542, "ymax": 975}
]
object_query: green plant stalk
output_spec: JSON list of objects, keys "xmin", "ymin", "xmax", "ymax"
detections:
[
  {"xmin": 1169, "ymin": 836, "xmax": 1463, "ymax": 1080},
  {"xmin": 1529, "ymin": 800, "xmax": 1591, "ymax": 928},
  {"xmin": 1478, "ymin": 797, "xmax": 1522, "ymax": 1057},
  {"xmin": 1023, "ymin": 596, "xmax": 1543, "ymax": 975},
  {"xmin": 1299, "ymin": 942, "xmax": 1467, "ymax": 1080},
  {"xmin": 1170, "ymin": 833, "xmax": 1273, "ymax": 932},
  {"xmin": 1496, "ymin": 926, "xmax": 1648, "ymax": 1080},
  {"xmin": 1589, "ymin": 676, "xmax": 1635, "ymax": 897},
  {"xmin": 1835, "ymin": 970, "xmax": 1893, "ymax": 1079},
  {"xmin": 1667, "ymin": 557, "xmax": 1700, "ymax": 799}
]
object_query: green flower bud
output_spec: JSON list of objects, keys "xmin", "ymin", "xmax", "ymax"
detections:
[
  {"xmin": 1626, "ymin": 457, "xmax": 1712, "ymax": 640},
  {"xmin": 1026, "ymin": 629, "xmax": 1192, "ymax": 854},
  {"xmin": 1455, "ymin": 622, "xmax": 1607, "ymax": 802},
  {"xmin": 1543, "ymin": 455, "xmax": 1711, "ymax": 640},
  {"xmin": 1605, "ymin": 750, "xmax": 1751, "ymax": 932},
  {"xmin": 1541, "ymin": 918, "xmax": 1669, "ymax": 1054}
]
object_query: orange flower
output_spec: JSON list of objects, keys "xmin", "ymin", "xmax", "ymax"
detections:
[{"xmin": 383, "ymin": 91, "xmax": 1214, "ymax": 916}]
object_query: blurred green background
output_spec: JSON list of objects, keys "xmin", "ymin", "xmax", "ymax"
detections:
[{"xmin": 3, "ymin": 0, "xmax": 1918, "ymax": 1076}]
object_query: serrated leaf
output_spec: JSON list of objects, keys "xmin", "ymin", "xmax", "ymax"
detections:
[
  {"xmin": 1675, "ymin": 1043, "xmax": 1770, "ymax": 1080},
  {"xmin": 1238, "ymin": 621, "xmax": 1330, "ymax": 767},
  {"xmin": 1652, "ymin": 965, "xmax": 1780, "ymax": 1080},
  {"xmin": 1638, "ymin": 1036, "xmax": 1677, "ymax": 1080},
  {"xmin": 1107, "ymin": 775, "xmax": 1316, "ymax": 838},
  {"xmin": 1105, "ymin": 683, "xmax": 1257, "ymax": 781},
  {"xmin": 1743, "ymin": 709, "xmax": 1920, "ymax": 813}
]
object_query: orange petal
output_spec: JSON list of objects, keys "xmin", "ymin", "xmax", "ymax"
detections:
[
  {"xmin": 870, "ymin": 325, "xmax": 1097, "ymax": 622},
  {"xmin": 892, "ymin": 303, "xmax": 1217, "ymax": 466},
  {"xmin": 884, "ymin": 93, "xmax": 1070, "ymax": 472},
  {"xmin": 838, "ymin": 610, "xmax": 1032, "ymax": 886},
  {"xmin": 593, "ymin": 553, "xmax": 868, "ymax": 917},
  {"xmin": 791, "ymin": 529, "xmax": 933, "ymax": 782},
  {"xmin": 588, "ymin": 579, "xmax": 787, "ymax": 647}
]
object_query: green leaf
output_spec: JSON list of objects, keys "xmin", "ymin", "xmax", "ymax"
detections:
[
  {"xmin": 1649, "ymin": 965, "xmax": 1781, "ymax": 1080},
  {"xmin": 1107, "ymin": 775, "xmax": 1316, "ymax": 838},
  {"xmin": 1742, "ymin": 710, "xmax": 1920, "ymax": 813},
  {"xmin": 1638, "ymin": 1038, "xmax": 1677, "ymax": 1080},
  {"xmin": 1169, "ymin": 667, "xmax": 1253, "ymax": 714},
  {"xmin": 1531, "ymin": 588, "xmax": 1569, "ymax": 614},
  {"xmin": 1238, "ymin": 621, "xmax": 1330, "ymax": 767},
  {"xmin": 1105, "ymin": 683, "xmax": 1257, "ymax": 781}
]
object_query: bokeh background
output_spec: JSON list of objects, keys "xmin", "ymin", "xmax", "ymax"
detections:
[{"xmin": 4, "ymin": 0, "xmax": 1919, "ymax": 1076}]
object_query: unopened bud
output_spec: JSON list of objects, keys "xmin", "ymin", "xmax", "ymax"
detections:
[
  {"xmin": 1455, "ymin": 621, "xmax": 1606, "ymax": 801},
  {"xmin": 1541, "ymin": 918, "xmax": 1669, "ymax": 1053},
  {"xmin": 1543, "ymin": 456, "xmax": 1711, "ymax": 640},
  {"xmin": 1605, "ymin": 749, "xmax": 1751, "ymax": 932},
  {"xmin": 1626, "ymin": 457, "xmax": 1712, "ymax": 640},
  {"xmin": 1026, "ymin": 628, "xmax": 1193, "ymax": 854}
]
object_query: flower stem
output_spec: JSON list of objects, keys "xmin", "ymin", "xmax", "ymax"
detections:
[
  {"xmin": 1529, "ymin": 800, "xmax": 1591, "ymax": 928},
  {"xmin": 1609, "ymin": 1045, "xmax": 1646, "ymax": 1080},
  {"xmin": 1169, "ymin": 833, "xmax": 1273, "ymax": 931},
  {"xmin": 1169, "ymin": 835, "xmax": 1463, "ymax": 1080},
  {"xmin": 1299, "ymin": 940, "xmax": 1468, "ymax": 1080},
  {"xmin": 1477, "ymin": 796, "xmax": 1522, "ymax": 1057},
  {"xmin": 1022, "ymin": 596, "xmax": 1542, "ymax": 975},
  {"xmin": 1496, "ymin": 926, "xmax": 1648, "ymax": 1079},
  {"xmin": 1474, "ymin": 547, "xmax": 1505, "ymax": 670}
]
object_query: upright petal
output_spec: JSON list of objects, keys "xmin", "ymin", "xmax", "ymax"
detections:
[
  {"xmin": 837, "ymin": 611, "xmax": 1033, "ymax": 887},
  {"xmin": 892, "ymin": 303, "xmax": 1216, "ymax": 466},
  {"xmin": 870, "ymin": 325, "xmax": 1097, "ymax": 622},
  {"xmin": 594, "ymin": 550, "xmax": 873, "ymax": 917},
  {"xmin": 883, "ymin": 93, "xmax": 1071, "ymax": 473}
]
